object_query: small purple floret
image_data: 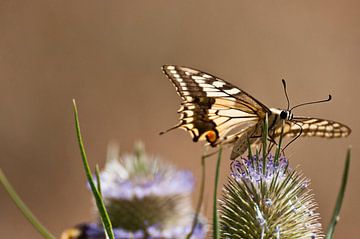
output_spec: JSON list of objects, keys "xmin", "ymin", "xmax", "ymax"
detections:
[
  {"xmin": 231, "ymin": 154, "xmax": 289, "ymax": 183},
  {"xmin": 99, "ymin": 170, "xmax": 194, "ymax": 200}
]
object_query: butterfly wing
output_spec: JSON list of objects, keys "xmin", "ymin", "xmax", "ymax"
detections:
[
  {"xmin": 161, "ymin": 65, "xmax": 271, "ymax": 146},
  {"xmin": 273, "ymin": 117, "xmax": 351, "ymax": 138}
]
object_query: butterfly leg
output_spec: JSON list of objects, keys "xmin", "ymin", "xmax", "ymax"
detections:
[
  {"xmin": 247, "ymin": 134, "xmax": 281, "ymax": 156},
  {"xmin": 282, "ymin": 121, "xmax": 303, "ymax": 151},
  {"xmin": 202, "ymin": 145, "xmax": 226, "ymax": 159},
  {"xmin": 230, "ymin": 132, "xmax": 255, "ymax": 160},
  {"xmin": 248, "ymin": 134, "xmax": 276, "ymax": 156},
  {"xmin": 267, "ymin": 142, "xmax": 276, "ymax": 155},
  {"xmin": 230, "ymin": 129, "xmax": 274, "ymax": 160},
  {"xmin": 268, "ymin": 134, "xmax": 285, "ymax": 155}
]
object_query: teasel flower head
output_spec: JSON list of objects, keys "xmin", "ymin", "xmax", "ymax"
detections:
[
  {"xmin": 62, "ymin": 142, "xmax": 207, "ymax": 239},
  {"xmin": 219, "ymin": 153, "xmax": 323, "ymax": 239}
]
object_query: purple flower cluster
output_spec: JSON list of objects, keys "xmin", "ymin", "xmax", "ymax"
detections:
[
  {"xmin": 231, "ymin": 154, "xmax": 289, "ymax": 183},
  {"xmin": 99, "ymin": 157, "xmax": 194, "ymax": 200}
]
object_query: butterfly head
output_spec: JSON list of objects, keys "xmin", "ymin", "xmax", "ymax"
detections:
[{"xmin": 280, "ymin": 110, "xmax": 294, "ymax": 121}]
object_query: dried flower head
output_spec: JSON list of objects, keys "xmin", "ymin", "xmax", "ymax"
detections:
[{"xmin": 220, "ymin": 154, "xmax": 323, "ymax": 239}]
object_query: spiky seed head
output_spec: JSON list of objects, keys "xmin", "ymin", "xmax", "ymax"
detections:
[{"xmin": 220, "ymin": 154, "xmax": 323, "ymax": 239}]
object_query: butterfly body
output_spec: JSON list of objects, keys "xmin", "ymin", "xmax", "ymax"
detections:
[{"xmin": 161, "ymin": 65, "xmax": 351, "ymax": 159}]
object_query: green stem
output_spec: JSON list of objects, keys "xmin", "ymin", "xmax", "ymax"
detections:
[
  {"xmin": 213, "ymin": 147, "xmax": 222, "ymax": 239},
  {"xmin": 262, "ymin": 114, "xmax": 269, "ymax": 175},
  {"xmin": 95, "ymin": 164, "xmax": 102, "ymax": 196},
  {"xmin": 73, "ymin": 100, "xmax": 115, "ymax": 239},
  {"xmin": 0, "ymin": 169, "xmax": 56, "ymax": 239},
  {"xmin": 325, "ymin": 147, "xmax": 351, "ymax": 239},
  {"xmin": 186, "ymin": 153, "xmax": 207, "ymax": 239},
  {"xmin": 274, "ymin": 120, "xmax": 285, "ymax": 164}
]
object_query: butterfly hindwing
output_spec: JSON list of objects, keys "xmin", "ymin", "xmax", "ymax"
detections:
[
  {"xmin": 273, "ymin": 117, "xmax": 351, "ymax": 138},
  {"xmin": 162, "ymin": 65, "xmax": 270, "ymax": 145}
]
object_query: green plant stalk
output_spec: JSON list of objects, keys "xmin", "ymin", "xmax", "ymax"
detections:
[
  {"xmin": 0, "ymin": 169, "xmax": 56, "ymax": 239},
  {"xmin": 186, "ymin": 152, "xmax": 207, "ymax": 239},
  {"xmin": 95, "ymin": 162, "xmax": 107, "ymax": 239},
  {"xmin": 213, "ymin": 147, "xmax": 222, "ymax": 239},
  {"xmin": 325, "ymin": 147, "xmax": 351, "ymax": 239},
  {"xmin": 95, "ymin": 164, "xmax": 102, "ymax": 196},
  {"xmin": 73, "ymin": 100, "xmax": 115, "ymax": 239},
  {"xmin": 262, "ymin": 113, "xmax": 269, "ymax": 174},
  {"xmin": 247, "ymin": 137, "xmax": 253, "ymax": 160},
  {"xmin": 274, "ymin": 120, "xmax": 285, "ymax": 164}
]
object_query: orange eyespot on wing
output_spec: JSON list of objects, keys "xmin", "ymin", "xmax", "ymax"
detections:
[{"xmin": 205, "ymin": 130, "xmax": 219, "ymax": 146}]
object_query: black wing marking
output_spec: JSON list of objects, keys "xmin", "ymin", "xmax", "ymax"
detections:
[
  {"xmin": 273, "ymin": 117, "xmax": 351, "ymax": 138},
  {"xmin": 161, "ymin": 65, "xmax": 270, "ymax": 145}
]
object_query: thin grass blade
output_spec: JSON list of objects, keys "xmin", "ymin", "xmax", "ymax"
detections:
[
  {"xmin": 325, "ymin": 147, "xmax": 351, "ymax": 239},
  {"xmin": 72, "ymin": 99, "xmax": 114, "ymax": 239},
  {"xmin": 0, "ymin": 169, "xmax": 56, "ymax": 239}
]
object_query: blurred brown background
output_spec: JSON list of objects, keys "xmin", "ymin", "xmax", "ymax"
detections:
[{"xmin": 0, "ymin": 1, "xmax": 358, "ymax": 238}]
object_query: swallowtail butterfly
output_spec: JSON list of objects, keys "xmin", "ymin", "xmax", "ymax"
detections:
[{"xmin": 161, "ymin": 65, "xmax": 351, "ymax": 159}]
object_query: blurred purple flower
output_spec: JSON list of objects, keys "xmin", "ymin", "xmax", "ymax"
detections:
[
  {"xmin": 99, "ymin": 152, "xmax": 194, "ymax": 200},
  {"xmin": 63, "ymin": 221, "xmax": 206, "ymax": 239},
  {"xmin": 62, "ymin": 142, "xmax": 207, "ymax": 239}
]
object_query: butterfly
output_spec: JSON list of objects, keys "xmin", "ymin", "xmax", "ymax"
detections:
[{"xmin": 161, "ymin": 65, "xmax": 351, "ymax": 160}]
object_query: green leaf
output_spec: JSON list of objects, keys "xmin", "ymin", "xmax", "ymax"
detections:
[
  {"xmin": 0, "ymin": 169, "xmax": 56, "ymax": 239},
  {"xmin": 325, "ymin": 147, "xmax": 351, "ymax": 239},
  {"xmin": 72, "ymin": 99, "xmax": 115, "ymax": 239}
]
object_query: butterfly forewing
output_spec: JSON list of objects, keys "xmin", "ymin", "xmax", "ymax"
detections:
[{"xmin": 162, "ymin": 65, "xmax": 270, "ymax": 145}]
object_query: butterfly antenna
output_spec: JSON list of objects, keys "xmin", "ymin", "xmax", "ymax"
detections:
[
  {"xmin": 290, "ymin": 94, "xmax": 332, "ymax": 111},
  {"xmin": 282, "ymin": 79, "xmax": 291, "ymax": 110}
]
